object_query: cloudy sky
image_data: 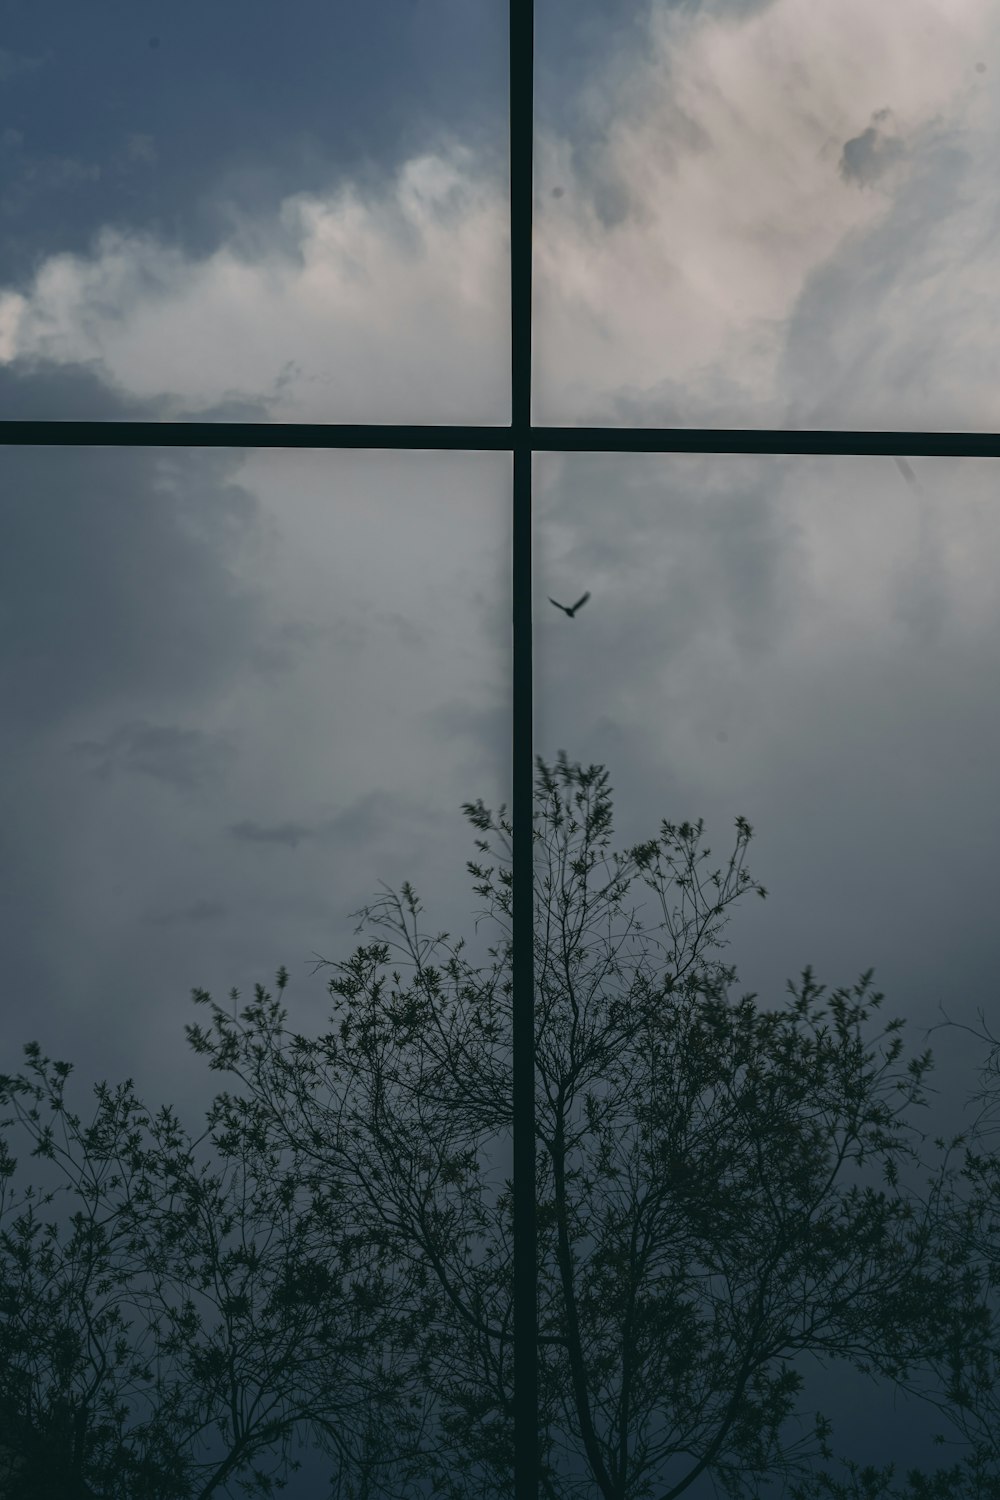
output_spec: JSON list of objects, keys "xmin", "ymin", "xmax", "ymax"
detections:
[{"xmin": 2, "ymin": 0, "xmax": 1000, "ymax": 1493}]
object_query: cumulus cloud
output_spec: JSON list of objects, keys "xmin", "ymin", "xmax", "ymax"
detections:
[
  {"xmin": 0, "ymin": 146, "xmax": 511, "ymax": 422},
  {"xmin": 0, "ymin": 0, "xmax": 995, "ymax": 439},
  {"xmin": 530, "ymin": 0, "xmax": 1000, "ymax": 426}
]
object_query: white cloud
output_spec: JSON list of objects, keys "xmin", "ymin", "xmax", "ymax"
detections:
[
  {"xmin": 0, "ymin": 144, "xmax": 511, "ymax": 423},
  {"xmin": 2, "ymin": 0, "xmax": 997, "ymax": 437},
  {"xmin": 531, "ymin": 0, "xmax": 1000, "ymax": 425}
]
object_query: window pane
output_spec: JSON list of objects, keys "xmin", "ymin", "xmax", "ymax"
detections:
[
  {"xmin": 534, "ymin": 1, "xmax": 999, "ymax": 430},
  {"xmin": 534, "ymin": 449, "xmax": 1000, "ymax": 1493},
  {"xmin": 0, "ymin": 442, "xmax": 510, "ymax": 1495},
  {"xmin": 0, "ymin": 5, "xmax": 509, "ymax": 423}
]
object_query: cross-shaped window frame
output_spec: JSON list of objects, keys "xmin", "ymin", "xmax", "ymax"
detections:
[{"xmin": 3, "ymin": 4, "xmax": 999, "ymax": 1494}]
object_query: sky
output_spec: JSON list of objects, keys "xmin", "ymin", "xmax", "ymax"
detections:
[{"xmin": 1, "ymin": 0, "xmax": 1000, "ymax": 1493}]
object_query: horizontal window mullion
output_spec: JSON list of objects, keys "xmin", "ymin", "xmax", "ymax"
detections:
[{"xmin": 1, "ymin": 422, "xmax": 999, "ymax": 459}]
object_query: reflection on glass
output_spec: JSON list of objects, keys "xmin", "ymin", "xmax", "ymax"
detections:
[
  {"xmin": 0, "ymin": 442, "xmax": 510, "ymax": 1496},
  {"xmin": 534, "ymin": 4, "xmax": 999, "ymax": 430},
  {"xmin": 529, "ymin": 449, "xmax": 1000, "ymax": 1495},
  {"xmin": 0, "ymin": 7, "xmax": 507, "ymax": 422}
]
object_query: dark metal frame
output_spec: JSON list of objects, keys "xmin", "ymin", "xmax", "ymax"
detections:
[{"xmin": 2, "ymin": 2, "xmax": 999, "ymax": 1495}]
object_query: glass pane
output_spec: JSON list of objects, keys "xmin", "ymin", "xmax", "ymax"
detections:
[
  {"xmin": 534, "ymin": 449, "xmax": 1000, "ymax": 1494},
  {"xmin": 0, "ymin": 5, "xmax": 509, "ymax": 423},
  {"xmin": 534, "ymin": 1, "xmax": 999, "ymax": 430},
  {"xmin": 0, "ymin": 443, "xmax": 510, "ymax": 1495}
]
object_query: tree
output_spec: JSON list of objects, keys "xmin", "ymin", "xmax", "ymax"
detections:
[
  {"xmin": 0, "ymin": 1045, "xmax": 441, "ymax": 1498},
  {"xmin": 780, "ymin": 1007, "xmax": 1000, "ymax": 1500},
  {"xmin": 184, "ymin": 750, "xmax": 988, "ymax": 1498}
]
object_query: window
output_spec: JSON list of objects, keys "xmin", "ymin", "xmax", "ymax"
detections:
[{"xmin": 2, "ymin": 5, "xmax": 997, "ymax": 1496}]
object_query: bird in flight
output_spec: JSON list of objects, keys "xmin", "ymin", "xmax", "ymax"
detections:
[
  {"xmin": 549, "ymin": 591, "xmax": 590, "ymax": 618},
  {"xmin": 892, "ymin": 456, "xmax": 919, "ymax": 489}
]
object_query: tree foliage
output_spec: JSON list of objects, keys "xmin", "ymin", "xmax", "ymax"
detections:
[
  {"xmin": 0, "ymin": 1042, "xmax": 438, "ymax": 1498},
  {"xmin": 182, "ymin": 751, "xmax": 994, "ymax": 1499}
]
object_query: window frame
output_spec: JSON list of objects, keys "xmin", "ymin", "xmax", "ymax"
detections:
[{"xmin": 2, "ymin": 3, "xmax": 999, "ymax": 1494}]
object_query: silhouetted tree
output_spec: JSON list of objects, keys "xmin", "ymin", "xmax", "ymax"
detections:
[
  {"xmin": 185, "ymin": 752, "xmax": 989, "ymax": 1498},
  {"xmin": 0, "ymin": 1047, "xmax": 438, "ymax": 1498},
  {"xmin": 777, "ymin": 1005, "xmax": 1000, "ymax": 1500}
]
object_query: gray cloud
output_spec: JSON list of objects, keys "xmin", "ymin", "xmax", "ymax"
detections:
[
  {"xmin": 70, "ymin": 721, "xmax": 239, "ymax": 793},
  {"xmin": 0, "ymin": 360, "xmax": 277, "ymax": 738},
  {"xmin": 840, "ymin": 107, "xmax": 906, "ymax": 187},
  {"xmin": 144, "ymin": 898, "xmax": 228, "ymax": 928},
  {"xmin": 3, "ymin": 4, "xmax": 999, "ymax": 1493},
  {"xmin": 228, "ymin": 819, "xmax": 315, "ymax": 850}
]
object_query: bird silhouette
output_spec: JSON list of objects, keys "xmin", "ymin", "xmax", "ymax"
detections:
[
  {"xmin": 892, "ymin": 456, "xmax": 919, "ymax": 489},
  {"xmin": 549, "ymin": 591, "xmax": 590, "ymax": 618}
]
